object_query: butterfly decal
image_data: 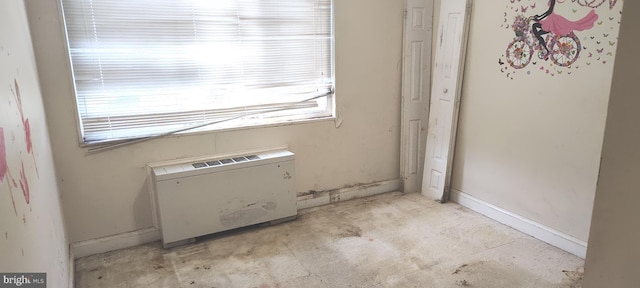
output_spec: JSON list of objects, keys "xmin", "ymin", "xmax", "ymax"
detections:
[
  {"xmin": 498, "ymin": 58, "xmax": 505, "ymax": 65},
  {"xmin": 521, "ymin": 5, "xmax": 528, "ymax": 13},
  {"xmin": 609, "ymin": 41, "xmax": 616, "ymax": 46},
  {"xmin": 597, "ymin": 48, "xmax": 604, "ymax": 53},
  {"xmin": 610, "ymin": 0, "xmax": 618, "ymax": 9},
  {"xmin": 597, "ymin": 21, "xmax": 603, "ymax": 25},
  {"xmin": 603, "ymin": 33, "xmax": 609, "ymax": 37}
]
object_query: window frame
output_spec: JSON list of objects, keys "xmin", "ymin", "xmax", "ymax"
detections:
[{"xmin": 58, "ymin": 0, "xmax": 336, "ymax": 146}]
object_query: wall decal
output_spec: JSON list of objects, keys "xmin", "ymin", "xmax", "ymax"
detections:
[
  {"xmin": 499, "ymin": 0, "xmax": 623, "ymax": 79},
  {"xmin": 18, "ymin": 162, "xmax": 29, "ymax": 205},
  {"xmin": 10, "ymin": 79, "xmax": 38, "ymax": 178},
  {"xmin": 0, "ymin": 128, "xmax": 7, "ymax": 180},
  {"xmin": 3, "ymin": 78, "xmax": 38, "ymax": 216},
  {"xmin": 0, "ymin": 127, "xmax": 17, "ymax": 216}
]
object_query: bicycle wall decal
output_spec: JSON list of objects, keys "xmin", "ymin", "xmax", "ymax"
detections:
[
  {"xmin": 498, "ymin": 0, "xmax": 623, "ymax": 79},
  {"xmin": 506, "ymin": 14, "xmax": 586, "ymax": 69}
]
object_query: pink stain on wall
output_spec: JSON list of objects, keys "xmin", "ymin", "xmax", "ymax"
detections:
[
  {"xmin": 18, "ymin": 162, "xmax": 29, "ymax": 205},
  {"xmin": 14, "ymin": 80, "xmax": 32, "ymax": 154},
  {"xmin": 0, "ymin": 127, "xmax": 17, "ymax": 215},
  {"xmin": 23, "ymin": 119, "xmax": 31, "ymax": 153},
  {"xmin": 0, "ymin": 127, "xmax": 6, "ymax": 179},
  {"xmin": 12, "ymin": 79, "xmax": 38, "ymax": 177}
]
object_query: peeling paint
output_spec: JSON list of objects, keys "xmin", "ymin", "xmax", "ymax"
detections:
[
  {"xmin": 220, "ymin": 207, "xmax": 268, "ymax": 229},
  {"xmin": 219, "ymin": 200, "xmax": 279, "ymax": 228},
  {"xmin": 262, "ymin": 201, "xmax": 277, "ymax": 211}
]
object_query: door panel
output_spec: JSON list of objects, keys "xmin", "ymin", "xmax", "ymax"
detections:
[
  {"xmin": 401, "ymin": 0, "xmax": 434, "ymax": 193},
  {"xmin": 422, "ymin": 0, "xmax": 472, "ymax": 201}
]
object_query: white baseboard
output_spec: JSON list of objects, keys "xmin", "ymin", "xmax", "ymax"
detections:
[
  {"xmin": 450, "ymin": 189, "xmax": 587, "ymax": 259},
  {"xmin": 71, "ymin": 227, "xmax": 161, "ymax": 259},
  {"xmin": 296, "ymin": 179, "xmax": 402, "ymax": 210}
]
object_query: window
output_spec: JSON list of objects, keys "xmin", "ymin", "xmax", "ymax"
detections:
[{"xmin": 61, "ymin": 0, "xmax": 334, "ymax": 144}]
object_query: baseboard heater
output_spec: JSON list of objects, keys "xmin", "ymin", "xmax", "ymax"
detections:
[{"xmin": 152, "ymin": 150, "xmax": 297, "ymax": 248}]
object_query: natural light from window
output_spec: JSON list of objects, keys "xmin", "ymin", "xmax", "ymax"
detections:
[{"xmin": 61, "ymin": 0, "xmax": 334, "ymax": 144}]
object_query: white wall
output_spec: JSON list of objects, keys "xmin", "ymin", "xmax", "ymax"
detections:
[
  {"xmin": 0, "ymin": 1, "xmax": 69, "ymax": 287},
  {"xmin": 583, "ymin": 1, "xmax": 640, "ymax": 286},
  {"xmin": 25, "ymin": 0, "xmax": 404, "ymax": 243},
  {"xmin": 452, "ymin": 0, "xmax": 622, "ymax": 242}
]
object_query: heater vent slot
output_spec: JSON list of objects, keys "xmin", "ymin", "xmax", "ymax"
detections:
[{"xmin": 191, "ymin": 154, "xmax": 261, "ymax": 169}]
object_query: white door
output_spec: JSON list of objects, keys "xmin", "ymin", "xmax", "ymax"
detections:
[
  {"xmin": 400, "ymin": 0, "xmax": 433, "ymax": 193},
  {"xmin": 421, "ymin": 0, "xmax": 472, "ymax": 201}
]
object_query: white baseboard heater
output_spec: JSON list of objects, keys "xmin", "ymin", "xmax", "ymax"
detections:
[{"xmin": 152, "ymin": 150, "xmax": 297, "ymax": 248}]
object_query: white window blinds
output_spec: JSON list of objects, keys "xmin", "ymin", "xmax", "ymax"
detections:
[{"xmin": 61, "ymin": 0, "xmax": 334, "ymax": 144}]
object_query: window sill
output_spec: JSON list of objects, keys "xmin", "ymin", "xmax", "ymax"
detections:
[{"xmin": 79, "ymin": 115, "xmax": 338, "ymax": 149}]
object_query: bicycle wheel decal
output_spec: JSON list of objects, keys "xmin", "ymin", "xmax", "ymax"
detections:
[
  {"xmin": 550, "ymin": 35, "xmax": 581, "ymax": 67},
  {"xmin": 506, "ymin": 40, "xmax": 532, "ymax": 69}
]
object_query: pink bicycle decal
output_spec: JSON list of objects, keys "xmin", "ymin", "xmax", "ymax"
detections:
[{"xmin": 506, "ymin": 15, "xmax": 582, "ymax": 68}]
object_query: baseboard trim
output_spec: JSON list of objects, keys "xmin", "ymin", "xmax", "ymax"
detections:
[
  {"xmin": 296, "ymin": 179, "xmax": 402, "ymax": 210},
  {"xmin": 71, "ymin": 227, "xmax": 161, "ymax": 259},
  {"xmin": 450, "ymin": 189, "xmax": 587, "ymax": 259}
]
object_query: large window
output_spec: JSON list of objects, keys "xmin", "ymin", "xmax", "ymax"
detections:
[{"xmin": 61, "ymin": 0, "xmax": 334, "ymax": 144}]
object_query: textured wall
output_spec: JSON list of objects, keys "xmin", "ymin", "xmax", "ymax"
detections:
[
  {"xmin": 0, "ymin": 1, "xmax": 69, "ymax": 287},
  {"xmin": 452, "ymin": 0, "xmax": 623, "ymax": 241}
]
